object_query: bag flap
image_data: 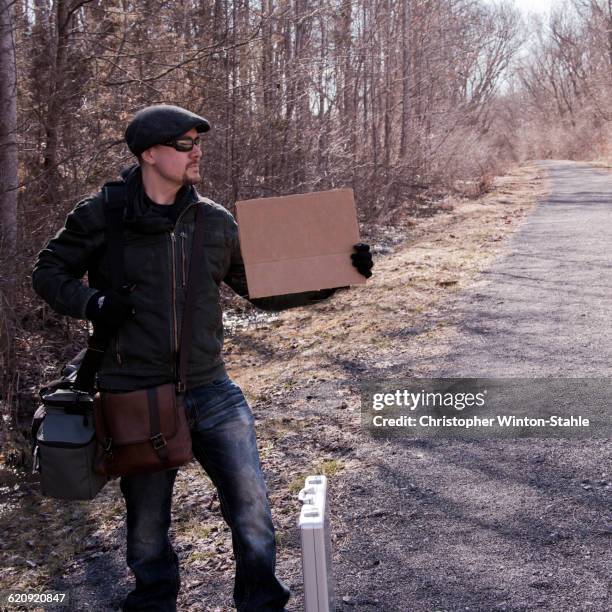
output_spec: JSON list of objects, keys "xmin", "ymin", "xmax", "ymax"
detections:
[
  {"xmin": 37, "ymin": 410, "xmax": 95, "ymax": 445},
  {"xmin": 97, "ymin": 384, "xmax": 178, "ymax": 446}
]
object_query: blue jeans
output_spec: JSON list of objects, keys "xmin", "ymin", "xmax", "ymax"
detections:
[{"xmin": 119, "ymin": 377, "xmax": 290, "ymax": 611}]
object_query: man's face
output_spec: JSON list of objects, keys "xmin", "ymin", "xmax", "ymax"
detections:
[{"xmin": 146, "ymin": 127, "xmax": 202, "ymax": 187}]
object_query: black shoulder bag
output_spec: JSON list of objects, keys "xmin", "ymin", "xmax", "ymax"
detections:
[{"xmin": 31, "ymin": 181, "xmax": 128, "ymax": 499}]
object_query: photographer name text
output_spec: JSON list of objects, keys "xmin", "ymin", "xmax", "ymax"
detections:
[{"xmin": 371, "ymin": 414, "xmax": 590, "ymax": 428}]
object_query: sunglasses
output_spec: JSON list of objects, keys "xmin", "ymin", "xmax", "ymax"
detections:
[{"xmin": 161, "ymin": 136, "xmax": 202, "ymax": 152}]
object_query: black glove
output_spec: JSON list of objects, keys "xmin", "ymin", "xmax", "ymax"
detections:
[
  {"xmin": 351, "ymin": 243, "xmax": 373, "ymax": 278},
  {"xmin": 86, "ymin": 286, "xmax": 136, "ymax": 331}
]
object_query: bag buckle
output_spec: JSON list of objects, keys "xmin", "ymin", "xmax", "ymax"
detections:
[{"xmin": 150, "ymin": 433, "xmax": 167, "ymax": 450}]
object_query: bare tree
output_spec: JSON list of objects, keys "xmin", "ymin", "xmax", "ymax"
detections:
[
  {"xmin": 0, "ymin": 0, "xmax": 17, "ymax": 254},
  {"xmin": 513, "ymin": 0, "xmax": 612, "ymax": 159},
  {"xmin": 1, "ymin": 0, "xmax": 529, "ymax": 439}
]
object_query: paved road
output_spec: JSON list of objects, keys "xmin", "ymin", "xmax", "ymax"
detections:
[
  {"xmin": 23, "ymin": 162, "xmax": 610, "ymax": 611},
  {"xmin": 435, "ymin": 160, "xmax": 612, "ymax": 377},
  {"xmin": 334, "ymin": 162, "xmax": 612, "ymax": 612}
]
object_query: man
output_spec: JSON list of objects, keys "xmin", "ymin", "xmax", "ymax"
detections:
[{"xmin": 32, "ymin": 104, "xmax": 373, "ymax": 611}]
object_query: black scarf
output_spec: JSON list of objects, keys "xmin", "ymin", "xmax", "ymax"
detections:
[{"xmin": 119, "ymin": 164, "xmax": 198, "ymax": 234}]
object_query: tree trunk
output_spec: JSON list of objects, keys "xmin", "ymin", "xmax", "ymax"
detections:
[
  {"xmin": 293, "ymin": 0, "xmax": 308, "ymax": 189},
  {"xmin": 0, "ymin": 0, "xmax": 18, "ymax": 254},
  {"xmin": 39, "ymin": 0, "xmax": 68, "ymax": 213},
  {"xmin": 607, "ymin": 0, "xmax": 612, "ymax": 69},
  {"xmin": 383, "ymin": 0, "xmax": 392, "ymax": 191},
  {"xmin": 399, "ymin": 0, "xmax": 411, "ymax": 159},
  {"xmin": 0, "ymin": 0, "xmax": 18, "ymax": 444},
  {"xmin": 261, "ymin": 0, "xmax": 273, "ymax": 185}
]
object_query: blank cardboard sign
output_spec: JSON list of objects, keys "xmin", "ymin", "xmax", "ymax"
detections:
[{"xmin": 236, "ymin": 188, "xmax": 366, "ymax": 298}]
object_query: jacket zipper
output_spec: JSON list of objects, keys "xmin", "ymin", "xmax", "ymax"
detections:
[
  {"xmin": 180, "ymin": 232, "xmax": 187, "ymax": 288},
  {"xmin": 170, "ymin": 201, "xmax": 197, "ymax": 385}
]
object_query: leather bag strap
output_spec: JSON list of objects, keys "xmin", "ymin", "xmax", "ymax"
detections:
[{"xmin": 177, "ymin": 204, "xmax": 207, "ymax": 392}]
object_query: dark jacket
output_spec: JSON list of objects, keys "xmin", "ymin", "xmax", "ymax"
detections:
[{"xmin": 32, "ymin": 166, "xmax": 330, "ymax": 391}]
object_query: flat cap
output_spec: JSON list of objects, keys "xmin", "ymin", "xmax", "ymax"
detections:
[{"xmin": 125, "ymin": 104, "xmax": 211, "ymax": 156}]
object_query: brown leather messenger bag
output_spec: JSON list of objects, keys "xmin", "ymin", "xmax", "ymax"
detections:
[{"xmin": 93, "ymin": 200, "xmax": 207, "ymax": 478}]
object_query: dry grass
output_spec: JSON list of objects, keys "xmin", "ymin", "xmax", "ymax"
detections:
[
  {"xmin": 226, "ymin": 163, "xmax": 546, "ymax": 391},
  {"xmin": 0, "ymin": 163, "xmax": 547, "ymax": 611}
]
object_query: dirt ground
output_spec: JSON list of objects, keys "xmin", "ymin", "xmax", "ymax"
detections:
[{"xmin": 3, "ymin": 163, "xmax": 608, "ymax": 611}]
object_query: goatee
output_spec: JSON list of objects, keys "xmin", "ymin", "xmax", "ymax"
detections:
[{"xmin": 182, "ymin": 168, "xmax": 201, "ymax": 185}]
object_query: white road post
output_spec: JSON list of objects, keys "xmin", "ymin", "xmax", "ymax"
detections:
[{"xmin": 298, "ymin": 475, "xmax": 335, "ymax": 612}]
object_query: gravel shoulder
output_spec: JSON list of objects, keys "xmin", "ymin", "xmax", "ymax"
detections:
[{"xmin": 2, "ymin": 163, "xmax": 610, "ymax": 612}]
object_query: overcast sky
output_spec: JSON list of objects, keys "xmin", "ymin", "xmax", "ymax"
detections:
[{"xmin": 508, "ymin": 0, "xmax": 557, "ymax": 15}]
